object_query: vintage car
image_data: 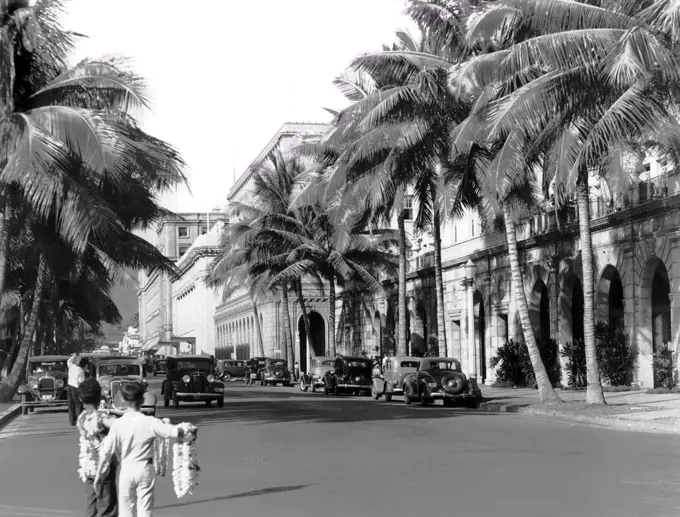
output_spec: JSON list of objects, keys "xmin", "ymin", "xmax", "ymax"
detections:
[
  {"xmin": 95, "ymin": 357, "xmax": 157, "ymax": 417},
  {"xmin": 244, "ymin": 357, "xmax": 267, "ymax": 385},
  {"xmin": 371, "ymin": 356, "xmax": 420, "ymax": 401},
  {"xmin": 217, "ymin": 359, "xmax": 247, "ymax": 381},
  {"xmin": 152, "ymin": 358, "xmax": 167, "ymax": 376},
  {"xmin": 401, "ymin": 357, "xmax": 482, "ymax": 407},
  {"xmin": 299, "ymin": 356, "xmax": 335, "ymax": 392},
  {"xmin": 260, "ymin": 358, "xmax": 291, "ymax": 387},
  {"xmin": 161, "ymin": 355, "xmax": 224, "ymax": 408},
  {"xmin": 323, "ymin": 356, "xmax": 372, "ymax": 396},
  {"xmin": 18, "ymin": 355, "xmax": 69, "ymax": 415}
]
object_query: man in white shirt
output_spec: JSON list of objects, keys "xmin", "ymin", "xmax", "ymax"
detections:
[
  {"xmin": 95, "ymin": 383, "xmax": 186, "ymax": 517},
  {"xmin": 67, "ymin": 353, "xmax": 85, "ymax": 425}
]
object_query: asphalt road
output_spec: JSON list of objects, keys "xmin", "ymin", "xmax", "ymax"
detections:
[{"xmin": 1, "ymin": 379, "xmax": 679, "ymax": 517}]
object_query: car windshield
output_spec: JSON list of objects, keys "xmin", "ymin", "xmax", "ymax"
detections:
[
  {"xmin": 347, "ymin": 360, "xmax": 370, "ymax": 368},
  {"xmin": 400, "ymin": 361, "xmax": 420, "ymax": 369},
  {"xmin": 176, "ymin": 360, "xmax": 212, "ymax": 371},
  {"xmin": 425, "ymin": 361, "xmax": 456, "ymax": 371},
  {"xmin": 29, "ymin": 361, "xmax": 67, "ymax": 375},
  {"xmin": 98, "ymin": 364, "xmax": 141, "ymax": 377}
]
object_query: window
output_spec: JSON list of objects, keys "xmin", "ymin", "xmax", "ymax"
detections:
[
  {"xmin": 178, "ymin": 226, "xmax": 188, "ymax": 238},
  {"xmin": 201, "ymin": 226, "xmax": 208, "ymax": 235},
  {"xmin": 179, "ymin": 245, "xmax": 189, "ymax": 257},
  {"xmin": 403, "ymin": 195, "xmax": 413, "ymax": 220}
]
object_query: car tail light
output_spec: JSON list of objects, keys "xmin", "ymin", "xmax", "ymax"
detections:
[
  {"xmin": 207, "ymin": 375, "xmax": 215, "ymax": 383},
  {"xmin": 55, "ymin": 379, "xmax": 64, "ymax": 388},
  {"xmin": 182, "ymin": 375, "xmax": 190, "ymax": 383}
]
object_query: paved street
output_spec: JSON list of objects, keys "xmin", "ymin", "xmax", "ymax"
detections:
[{"xmin": 1, "ymin": 380, "xmax": 680, "ymax": 517}]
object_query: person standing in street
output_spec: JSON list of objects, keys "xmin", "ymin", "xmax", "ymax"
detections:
[
  {"xmin": 95, "ymin": 382, "xmax": 186, "ymax": 517},
  {"xmin": 67, "ymin": 353, "xmax": 85, "ymax": 426},
  {"xmin": 294, "ymin": 361, "xmax": 300, "ymax": 382},
  {"xmin": 77, "ymin": 378, "xmax": 117, "ymax": 517}
]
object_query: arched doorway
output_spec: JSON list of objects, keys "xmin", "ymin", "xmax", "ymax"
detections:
[
  {"xmin": 298, "ymin": 311, "xmax": 326, "ymax": 371},
  {"xmin": 473, "ymin": 291, "xmax": 486, "ymax": 381},
  {"xmin": 596, "ymin": 265, "xmax": 624, "ymax": 331},
  {"xmin": 640, "ymin": 256, "xmax": 672, "ymax": 388},
  {"xmin": 652, "ymin": 265, "xmax": 671, "ymax": 352},
  {"xmin": 413, "ymin": 302, "xmax": 427, "ymax": 356},
  {"xmin": 530, "ymin": 280, "xmax": 551, "ymax": 344}
]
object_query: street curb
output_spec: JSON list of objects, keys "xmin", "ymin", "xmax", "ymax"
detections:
[
  {"xmin": 478, "ymin": 401, "xmax": 680, "ymax": 435},
  {"xmin": 0, "ymin": 404, "xmax": 20, "ymax": 431}
]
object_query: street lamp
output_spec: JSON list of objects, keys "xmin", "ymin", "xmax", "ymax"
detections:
[{"xmin": 463, "ymin": 260, "xmax": 478, "ymax": 388}]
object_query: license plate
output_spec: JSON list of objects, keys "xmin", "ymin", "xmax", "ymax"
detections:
[{"xmin": 250, "ymin": 374, "xmax": 257, "ymax": 379}]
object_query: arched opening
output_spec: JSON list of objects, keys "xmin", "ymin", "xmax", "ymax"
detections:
[
  {"xmin": 652, "ymin": 266, "xmax": 671, "ymax": 353},
  {"xmin": 572, "ymin": 280, "xmax": 584, "ymax": 343},
  {"xmin": 640, "ymin": 256, "xmax": 672, "ymax": 388},
  {"xmin": 530, "ymin": 280, "xmax": 551, "ymax": 345},
  {"xmin": 298, "ymin": 311, "xmax": 326, "ymax": 369},
  {"xmin": 373, "ymin": 310, "xmax": 382, "ymax": 356},
  {"xmin": 473, "ymin": 290, "xmax": 486, "ymax": 381},
  {"xmin": 412, "ymin": 302, "xmax": 427, "ymax": 356},
  {"xmin": 596, "ymin": 265, "xmax": 624, "ymax": 331}
]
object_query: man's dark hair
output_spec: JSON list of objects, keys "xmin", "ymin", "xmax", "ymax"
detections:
[
  {"xmin": 121, "ymin": 382, "xmax": 145, "ymax": 404},
  {"xmin": 78, "ymin": 378, "xmax": 102, "ymax": 405}
]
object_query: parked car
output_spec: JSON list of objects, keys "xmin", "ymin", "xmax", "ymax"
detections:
[
  {"xmin": 371, "ymin": 356, "xmax": 420, "ymax": 401},
  {"xmin": 299, "ymin": 356, "xmax": 335, "ymax": 392},
  {"xmin": 216, "ymin": 359, "xmax": 247, "ymax": 381},
  {"xmin": 161, "ymin": 355, "xmax": 224, "ymax": 408},
  {"xmin": 95, "ymin": 357, "xmax": 156, "ymax": 417},
  {"xmin": 152, "ymin": 358, "xmax": 167, "ymax": 376},
  {"xmin": 17, "ymin": 355, "xmax": 69, "ymax": 415},
  {"xmin": 401, "ymin": 357, "xmax": 482, "ymax": 407},
  {"xmin": 323, "ymin": 356, "xmax": 372, "ymax": 396},
  {"xmin": 244, "ymin": 357, "xmax": 267, "ymax": 385},
  {"xmin": 261, "ymin": 358, "xmax": 291, "ymax": 387}
]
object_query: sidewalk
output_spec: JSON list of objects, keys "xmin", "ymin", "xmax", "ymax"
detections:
[{"xmin": 479, "ymin": 385, "xmax": 680, "ymax": 434}]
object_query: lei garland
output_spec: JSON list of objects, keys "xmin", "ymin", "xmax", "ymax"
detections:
[
  {"xmin": 77, "ymin": 410, "xmax": 112, "ymax": 483},
  {"xmin": 172, "ymin": 422, "xmax": 199, "ymax": 498},
  {"xmin": 154, "ymin": 418, "xmax": 172, "ymax": 477}
]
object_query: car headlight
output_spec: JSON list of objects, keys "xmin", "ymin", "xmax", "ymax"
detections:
[
  {"xmin": 207, "ymin": 375, "xmax": 215, "ymax": 383},
  {"xmin": 29, "ymin": 380, "xmax": 38, "ymax": 389},
  {"xmin": 427, "ymin": 382, "xmax": 438, "ymax": 388},
  {"xmin": 55, "ymin": 379, "xmax": 64, "ymax": 388},
  {"xmin": 102, "ymin": 387, "xmax": 110, "ymax": 396},
  {"xmin": 182, "ymin": 375, "xmax": 190, "ymax": 383},
  {"xmin": 141, "ymin": 378, "xmax": 148, "ymax": 385}
]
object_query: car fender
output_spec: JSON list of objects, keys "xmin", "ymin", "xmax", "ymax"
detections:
[{"xmin": 17, "ymin": 384, "xmax": 28, "ymax": 395}]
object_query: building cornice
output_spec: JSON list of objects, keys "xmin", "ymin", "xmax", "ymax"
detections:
[{"xmin": 174, "ymin": 246, "xmax": 222, "ymax": 278}]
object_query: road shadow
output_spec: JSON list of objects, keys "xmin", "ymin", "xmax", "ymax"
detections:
[
  {"xmin": 156, "ymin": 484, "xmax": 310, "ymax": 509},
  {"xmin": 166, "ymin": 394, "xmax": 507, "ymax": 428}
]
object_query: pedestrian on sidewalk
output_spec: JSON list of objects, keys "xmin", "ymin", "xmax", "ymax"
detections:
[
  {"xmin": 67, "ymin": 353, "xmax": 85, "ymax": 426},
  {"xmin": 77, "ymin": 378, "xmax": 118, "ymax": 517},
  {"xmin": 294, "ymin": 361, "xmax": 300, "ymax": 381},
  {"xmin": 95, "ymin": 382, "xmax": 186, "ymax": 517}
]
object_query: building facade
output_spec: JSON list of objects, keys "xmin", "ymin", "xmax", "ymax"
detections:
[{"xmin": 137, "ymin": 210, "xmax": 226, "ymax": 355}]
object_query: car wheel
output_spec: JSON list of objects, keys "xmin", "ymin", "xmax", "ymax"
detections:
[
  {"xmin": 205, "ymin": 400, "xmax": 212, "ymax": 407},
  {"xmin": 299, "ymin": 379, "xmax": 309, "ymax": 392},
  {"xmin": 173, "ymin": 395, "xmax": 180, "ymax": 409},
  {"xmin": 223, "ymin": 373, "xmax": 232, "ymax": 382},
  {"xmin": 217, "ymin": 397, "xmax": 224, "ymax": 408},
  {"xmin": 403, "ymin": 384, "xmax": 413, "ymax": 405},
  {"xmin": 419, "ymin": 388, "xmax": 431, "ymax": 407}
]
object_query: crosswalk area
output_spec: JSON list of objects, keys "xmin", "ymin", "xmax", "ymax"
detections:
[{"xmin": 0, "ymin": 409, "xmax": 76, "ymax": 441}]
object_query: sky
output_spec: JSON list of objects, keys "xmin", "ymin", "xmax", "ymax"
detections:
[{"xmin": 62, "ymin": 0, "xmax": 414, "ymax": 213}]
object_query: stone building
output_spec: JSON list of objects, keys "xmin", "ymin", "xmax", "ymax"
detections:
[{"xmin": 137, "ymin": 210, "xmax": 226, "ymax": 355}]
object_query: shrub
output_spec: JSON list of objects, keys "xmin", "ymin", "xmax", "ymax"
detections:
[
  {"xmin": 561, "ymin": 339, "xmax": 587, "ymax": 388},
  {"xmin": 489, "ymin": 338, "xmax": 560, "ymax": 388},
  {"xmin": 425, "ymin": 336, "xmax": 440, "ymax": 357},
  {"xmin": 595, "ymin": 321, "xmax": 635, "ymax": 386},
  {"xmin": 653, "ymin": 343, "xmax": 676, "ymax": 389}
]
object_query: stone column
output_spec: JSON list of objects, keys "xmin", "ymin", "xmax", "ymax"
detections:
[
  {"xmin": 467, "ymin": 279, "xmax": 476, "ymax": 380},
  {"xmin": 459, "ymin": 280, "xmax": 469, "ymax": 372}
]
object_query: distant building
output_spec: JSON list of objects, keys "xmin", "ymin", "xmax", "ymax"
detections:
[
  {"xmin": 137, "ymin": 210, "xmax": 227, "ymax": 355},
  {"xmin": 120, "ymin": 327, "xmax": 140, "ymax": 355}
]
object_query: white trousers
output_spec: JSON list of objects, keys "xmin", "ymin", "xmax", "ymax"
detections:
[{"xmin": 118, "ymin": 462, "xmax": 156, "ymax": 517}]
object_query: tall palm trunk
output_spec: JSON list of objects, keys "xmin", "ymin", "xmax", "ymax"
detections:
[
  {"xmin": 0, "ymin": 255, "xmax": 47, "ymax": 402},
  {"xmin": 397, "ymin": 212, "xmax": 408, "ymax": 356},
  {"xmin": 328, "ymin": 274, "xmax": 336, "ymax": 356},
  {"xmin": 296, "ymin": 280, "xmax": 316, "ymax": 359},
  {"xmin": 503, "ymin": 207, "xmax": 562, "ymax": 404},
  {"xmin": 0, "ymin": 296, "xmax": 24, "ymax": 379},
  {"xmin": 251, "ymin": 298, "xmax": 265, "ymax": 357},
  {"xmin": 433, "ymin": 211, "xmax": 447, "ymax": 356},
  {"xmin": 0, "ymin": 201, "xmax": 9, "ymax": 307},
  {"xmin": 577, "ymin": 175, "xmax": 606, "ymax": 404},
  {"xmin": 281, "ymin": 286, "xmax": 294, "ymax": 374}
]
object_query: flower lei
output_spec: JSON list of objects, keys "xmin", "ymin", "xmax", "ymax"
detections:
[
  {"xmin": 171, "ymin": 422, "xmax": 199, "ymax": 498},
  {"xmin": 77, "ymin": 410, "xmax": 112, "ymax": 483},
  {"xmin": 153, "ymin": 418, "xmax": 172, "ymax": 477}
]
